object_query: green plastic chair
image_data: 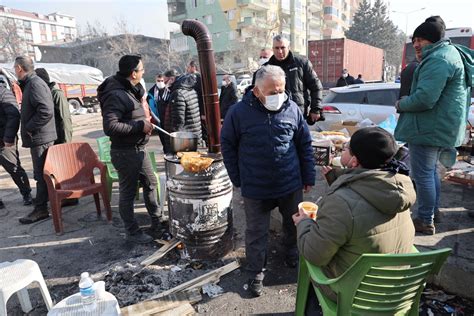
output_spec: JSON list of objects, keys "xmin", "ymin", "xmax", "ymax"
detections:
[
  {"xmin": 295, "ymin": 247, "xmax": 452, "ymax": 316},
  {"xmin": 96, "ymin": 136, "xmax": 161, "ymax": 201}
]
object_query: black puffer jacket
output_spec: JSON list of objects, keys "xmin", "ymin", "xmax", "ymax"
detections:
[
  {"xmin": 262, "ymin": 51, "xmax": 323, "ymax": 116},
  {"xmin": 0, "ymin": 86, "xmax": 20, "ymax": 145},
  {"xmin": 18, "ymin": 73, "xmax": 56, "ymax": 148},
  {"xmin": 98, "ymin": 75, "xmax": 149, "ymax": 149},
  {"xmin": 169, "ymin": 74, "xmax": 202, "ymax": 139}
]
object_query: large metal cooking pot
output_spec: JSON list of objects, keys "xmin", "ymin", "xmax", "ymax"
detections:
[
  {"xmin": 153, "ymin": 124, "xmax": 199, "ymax": 153},
  {"xmin": 170, "ymin": 131, "xmax": 198, "ymax": 153}
]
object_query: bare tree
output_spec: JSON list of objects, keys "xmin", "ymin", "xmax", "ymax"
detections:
[
  {"xmin": 0, "ymin": 19, "xmax": 25, "ymax": 61},
  {"xmin": 77, "ymin": 21, "xmax": 108, "ymax": 40}
]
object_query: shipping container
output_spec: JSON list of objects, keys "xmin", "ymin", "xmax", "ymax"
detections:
[{"xmin": 308, "ymin": 38, "xmax": 384, "ymax": 88}]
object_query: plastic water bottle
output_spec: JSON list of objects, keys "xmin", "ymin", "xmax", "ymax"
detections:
[{"xmin": 79, "ymin": 272, "xmax": 97, "ymax": 312}]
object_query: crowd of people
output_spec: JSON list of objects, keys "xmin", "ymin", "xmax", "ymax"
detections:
[{"xmin": 0, "ymin": 15, "xmax": 472, "ymax": 313}]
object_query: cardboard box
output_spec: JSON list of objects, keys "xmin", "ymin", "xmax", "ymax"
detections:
[{"xmin": 329, "ymin": 121, "xmax": 359, "ymax": 136}]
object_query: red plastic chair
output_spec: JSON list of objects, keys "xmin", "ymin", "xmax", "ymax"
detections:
[{"xmin": 43, "ymin": 143, "xmax": 112, "ymax": 234}]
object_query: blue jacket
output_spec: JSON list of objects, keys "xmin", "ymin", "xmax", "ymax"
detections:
[{"xmin": 221, "ymin": 90, "xmax": 315, "ymax": 199}]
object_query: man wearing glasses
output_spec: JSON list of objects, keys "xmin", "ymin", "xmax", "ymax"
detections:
[{"xmin": 98, "ymin": 55, "xmax": 165, "ymax": 244}]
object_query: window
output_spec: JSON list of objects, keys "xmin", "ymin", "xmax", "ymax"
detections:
[
  {"xmin": 227, "ymin": 9, "xmax": 236, "ymax": 20},
  {"xmin": 323, "ymin": 6, "xmax": 338, "ymax": 16},
  {"xmin": 324, "ymin": 91, "xmax": 365, "ymax": 104},
  {"xmin": 40, "ymin": 23, "xmax": 46, "ymax": 30},
  {"xmin": 52, "ymin": 35, "xmax": 58, "ymax": 41},
  {"xmin": 51, "ymin": 25, "xmax": 56, "ymax": 32},
  {"xmin": 64, "ymin": 26, "xmax": 71, "ymax": 34},
  {"xmin": 23, "ymin": 20, "xmax": 31, "ymax": 29},
  {"xmin": 24, "ymin": 32, "xmax": 33, "ymax": 41},
  {"xmin": 41, "ymin": 34, "xmax": 47, "ymax": 41},
  {"xmin": 366, "ymin": 90, "xmax": 399, "ymax": 106},
  {"xmin": 205, "ymin": 14, "xmax": 212, "ymax": 24}
]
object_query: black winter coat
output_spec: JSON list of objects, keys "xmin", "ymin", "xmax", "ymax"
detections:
[
  {"xmin": 336, "ymin": 75, "xmax": 355, "ymax": 87},
  {"xmin": 0, "ymin": 86, "xmax": 20, "ymax": 145},
  {"xmin": 98, "ymin": 75, "xmax": 149, "ymax": 149},
  {"xmin": 18, "ymin": 73, "xmax": 56, "ymax": 148},
  {"xmin": 168, "ymin": 74, "xmax": 202, "ymax": 139},
  {"xmin": 219, "ymin": 82, "xmax": 238, "ymax": 119},
  {"xmin": 259, "ymin": 51, "xmax": 323, "ymax": 115},
  {"xmin": 399, "ymin": 61, "xmax": 419, "ymax": 98}
]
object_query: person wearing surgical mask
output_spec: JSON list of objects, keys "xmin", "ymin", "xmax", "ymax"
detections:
[
  {"xmin": 258, "ymin": 48, "xmax": 273, "ymax": 67},
  {"xmin": 221, "ymin": 65, "xmax": 315, "ymax": 298},
  {"xmin": 293, "ymin": 127, "xmax": 415, "ymax": 311},
  {"xmin": 149, "ymin": 70, "xmax": 178, "ymax": 153},
  {"xmin": 336, "ymin": 68, "xmax": 355, "ymax": 87},
  {"xmin": 219, "ymin": 74, "xmax": 238, "ymax": 120}
]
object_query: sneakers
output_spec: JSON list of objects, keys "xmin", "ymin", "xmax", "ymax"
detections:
[
  {"xmin": 19, "ymin": 207, "xmax": 50, "ymax": 224},
  {"xmin": 126, "ymin": 231, "xmax": 154, "ymax": 244},
  {"xmin": 248, "ymin": 278, "xmax": 263, "ymax": 297},
  {"xmin": 0, "ymin": 200, "xmax": 5, "ymax": 209},
  {"xmin": 413, "ymin": 218, "xmax": 435, "ymax": 235},
  {"xmin": 22, "ymin": 193, "xmax": 33, "ymax": 206}
]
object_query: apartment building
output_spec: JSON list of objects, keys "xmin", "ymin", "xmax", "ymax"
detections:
[
  {"xmin": 168, "ymin": 0, "xmax": 324, "ymax": 72},
  {"xmin": 168, "ymin": 0, "xmax": 358, "ymax": 72},
  {"xmin": 322, "ymin": 0, "xmax": 360, "ymax": 39},
  {"xmin": 0, "ymin": 5, "xmax": 77, "ymax": 62}
]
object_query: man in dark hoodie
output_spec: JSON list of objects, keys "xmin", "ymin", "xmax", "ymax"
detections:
[
  {"xmin": 168, "ymin": 73, "xmax": 202, "ymax": 140},
  {"xmin": 14, "ymin": 56, "xmax": 57, "ymax": 224},
  {"xmin": 98, "ymin": 55, "xmax": 164, "ymax": 244},
  {"xmin": 294, "ymin": 127, "xmax": 415, "ymax": 311}
]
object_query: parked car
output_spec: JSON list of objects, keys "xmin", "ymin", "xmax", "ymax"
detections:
[
  {"xmin": 236, "ymin": 78, "xmax": 252, "ymax": 94},
  {"xmin": 318, "ymin": 82, "xmax": 401, "ymax": 130}
]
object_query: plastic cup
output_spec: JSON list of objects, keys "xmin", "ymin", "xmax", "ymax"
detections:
[{"xmin": 298, "ymin": 201, "xmax": 318, "ymax": 220}]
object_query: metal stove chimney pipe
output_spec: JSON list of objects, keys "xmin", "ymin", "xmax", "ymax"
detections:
[{"xmin": 182, "ymin": 20, "xmax": 221, "ymax": 154}]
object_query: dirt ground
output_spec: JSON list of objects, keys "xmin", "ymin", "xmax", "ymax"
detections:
[{"xmin": 1, "ymin": 112, "xmax": 473, "ymax": 315}]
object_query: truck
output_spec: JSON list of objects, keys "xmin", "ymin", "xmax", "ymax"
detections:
[
  {"xmin": 0, "ymin": 62, "xmax": 104, "ymax": 110},
  {"xmin": 307, "ymin": 38, "xmax": 384, "ymax": 88}
]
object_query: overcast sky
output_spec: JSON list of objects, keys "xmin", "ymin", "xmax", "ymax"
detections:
[
  {"xmin": 1, "ymin": 0, "xmax": 473, "ymax": 39},
  {"xmin": 386, "ymin": 0, "xmax": 474, "ymax": 35}
]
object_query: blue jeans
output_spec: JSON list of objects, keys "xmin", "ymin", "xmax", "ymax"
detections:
[{"xmin": 409, "ymin": 144, "xmax": 442, "ymax": 225}]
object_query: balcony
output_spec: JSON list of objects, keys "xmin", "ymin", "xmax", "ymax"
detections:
[
  {"xmin": 307, "ymin": 1, "xmax": 322, "ymax": 13},
  {"xmin": 168, "ymin": 0, "xmax": 187, "ymax": 23},
  {"xmin": 238, "ymin": 17, "xmax": 269, "ymax": 29},
  {"xmin": 237, "ymin": 0, "xmax": 269, "ymax": 11}
]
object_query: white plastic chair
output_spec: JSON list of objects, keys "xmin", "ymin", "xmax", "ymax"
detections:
[{"xmin": 0, "ymin": 259, "xmax": 53, "ymax": 315}]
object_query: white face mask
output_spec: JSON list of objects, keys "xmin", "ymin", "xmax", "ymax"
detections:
[
  {"xmin": 156, "ymin": 82, "xmax": 165, "ymax": 89},
  {"xmin": 263, "ymin": 92, "xmax": 287, "ymax": 111},
  {"xmin": 342, "ymin": 73, "xmax": 348, "ymax": 78},
  {"xmin": 221, "ymin": 80, "xmax": 227, "ymax": 87},
  {"xmin": 258, "ymin": 58, "xmax": 269, "ymax": 66}
]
